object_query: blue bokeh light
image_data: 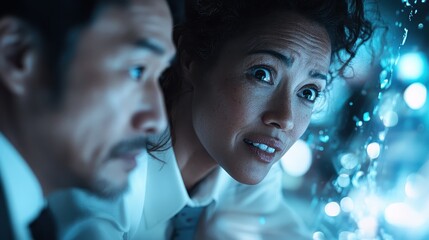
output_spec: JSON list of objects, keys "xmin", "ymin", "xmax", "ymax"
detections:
[{"xmin": 397, "ymin": 52, "xmax": 427, "ymax": 81}]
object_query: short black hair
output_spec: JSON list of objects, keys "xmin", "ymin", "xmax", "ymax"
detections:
[
  {"xmin": 0, "ymin": 0, "xmax": 129, "ymax": 61},
  {"xmin": 1, "ymin": 0, "xmax": 129, "ymax": 99}
]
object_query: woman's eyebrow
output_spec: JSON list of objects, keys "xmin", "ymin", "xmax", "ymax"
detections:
[
  {"xmin": 310, "ymin": 70, "xmax": 328, "ymax": 81},
  {"xmin": 247, "ymin": 49, "xmax": 294, "ymax": 67}
]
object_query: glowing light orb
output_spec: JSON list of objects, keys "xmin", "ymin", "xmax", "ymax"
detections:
[
  {"xmin": 366, "ymin": 142, "xmax": 381, "ymax": 159},
  {"xmin": 378, "ymin": 131, "xmax": 386, "ymax": 141},
  {"xmin": 280, "ymin": 139, "xmax": 312, "ymax": 177},
  {"xmin": 338, "ymin": 231, "xmax": 356, "ymax": 240},
  {"xmin": 337, "ymin": 174, "xmax": 351, "ymax": 188},
  {"xmin": 403, "ymin": 82, "xmax": 427, "ymax": 110},
  {"xmin": 358, "ymin": 216, "xmax": 378, "ymax": 238},
  {"xmin": 325, "ymin": 202, "xmax": 341, "ymax": 217},
  {"xmin": 381, "ymin": 110, "xmax": 399, "ymax": 127},
  {"xmin": 405, "ymin": 174, "xmax": 425, "ymax": 198},
  {"xmin": 340, "ymin": 197, "xmax": 354, "ymax": 212},
  {"xmin": 397, "ymin": 52, "xmax": 426, "ymax": 80},
  {"xmin": 313, "ymin": 231, "xmax": 326, "ymax": 240},
  {"xmin": 384, "ymin": 202, "xmax": 426, "ymax": 228},
  {"xmin": 340, "ymin": 153, "xmax": 359, "ymax": 170}
]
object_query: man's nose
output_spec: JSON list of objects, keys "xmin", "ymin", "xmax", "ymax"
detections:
[{"xmin": 131, "ymin": 78, "xmax": 168, "ymax": 135}]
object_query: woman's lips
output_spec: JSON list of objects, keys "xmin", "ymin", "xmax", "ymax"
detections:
[{"xmin": 243, "ymin": 136, "xmax": 285, "ymax": 163}]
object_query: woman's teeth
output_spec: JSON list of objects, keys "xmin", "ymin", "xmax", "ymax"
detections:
[{"xmin": 245, "ymin": 140, "xmax": 276, "ymax": 153}]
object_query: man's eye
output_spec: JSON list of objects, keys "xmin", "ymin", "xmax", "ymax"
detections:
[
  {"xmin": 129, "ymin": 66, "xmax": 145, "ymax": 81},
  {"xmin": 248, "ymin": 67, "xmax": 273, "ymax": 84},
  {"xmin": 298, "ymin": 87, "xmax": 320, "ymax": 103}
]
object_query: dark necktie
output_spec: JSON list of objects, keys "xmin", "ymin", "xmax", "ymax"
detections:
[
  {"xmin": 29, "ymin": 206, "xmax": 58, "ymax": 240},
  {"xmin": 171, "ymin": 205, "xmax": 205, "ymax": 240}
]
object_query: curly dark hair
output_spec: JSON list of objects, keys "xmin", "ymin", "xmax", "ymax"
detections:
[
  {"xmin": 150, "ymin": 0, "xmax": 376, "ymax": 151},
  {"xmin": 180, "ymin": 0, "xmax": 373, "ymax": 78}
]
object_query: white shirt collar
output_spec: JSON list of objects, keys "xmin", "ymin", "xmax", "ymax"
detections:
[
  {"xmin": 0, "ymin": 133, "xmax": 45, "ymax": 240},
  {"xmin": 142, "ymin": 146, "xmax": 227, "ymax": 229}
]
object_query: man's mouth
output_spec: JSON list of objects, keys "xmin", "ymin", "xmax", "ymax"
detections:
[{"xmin": 109, "ymin": 137, "xmax": 147, "ymax": 158}]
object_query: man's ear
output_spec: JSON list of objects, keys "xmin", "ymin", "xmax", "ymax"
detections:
[{"xmin": 0, "ymin": 17, "xmax": 40, "ymax": 96}]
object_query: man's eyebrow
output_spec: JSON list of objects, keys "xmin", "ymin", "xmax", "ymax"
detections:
[
  {"xmin": 133, "ymin": 39, "xmax": 165, "ymax": 55},
  {"xmin": 248, "ymin": 49, "xmax": 294, "ymax": 67},
  {"xmin": 310, "ymin": 70, "xmax": 328, "ymax": 81}
]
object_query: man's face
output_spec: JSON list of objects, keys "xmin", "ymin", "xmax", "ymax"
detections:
[{"xmin": 29, "ymin": 0, "xmax": 175, "ymax": 197}]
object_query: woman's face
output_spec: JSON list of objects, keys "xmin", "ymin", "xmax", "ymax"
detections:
[{"xmin": 190, "ymin": 11, "xmax": 331, "ymax": 184}]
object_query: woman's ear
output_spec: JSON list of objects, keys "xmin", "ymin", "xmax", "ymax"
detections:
[
  {"xmin": 179, "ymin": 50, "xmax": 194, "ymax": 82},
  {"xmin": 177, "ymin": 35, "xmax": 199, "ymax": 87},
  {"xmin": 0, "ymin": 17, "xmax": 41, "ymax": 96}
]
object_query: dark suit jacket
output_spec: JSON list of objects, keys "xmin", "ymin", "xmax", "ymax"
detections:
[{"xmin": 0, "ymin": 176, "xmax": 15, "ymax": 240}]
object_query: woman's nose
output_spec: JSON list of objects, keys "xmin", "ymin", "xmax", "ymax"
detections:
[{"xmin": 261, "ymin": 97, "xmax": 295, "ymax": 131}]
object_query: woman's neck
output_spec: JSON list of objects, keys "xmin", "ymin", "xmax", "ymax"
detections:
[{"xmin": 171, "ymin": 91, "xmax": 218, "ymax": 191}]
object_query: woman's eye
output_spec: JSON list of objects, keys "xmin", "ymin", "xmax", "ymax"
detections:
[
  {"xmin": 249, "ymin": 67, "xmax": 273, "ymax": 84},
  {"xmin": 298, "ymin": 87, "xmax": 320, "ymax": 103},
  {"xmin": 129, "ymin": 66, "xmax": 145, "ymax": 81}
]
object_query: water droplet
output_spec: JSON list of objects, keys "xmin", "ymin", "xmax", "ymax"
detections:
[
  {"xmin": 378, "ymin": 131, "xmax": 386, "ymax": 141},
  {"xmin": 319, "ymin": 135, "xmax": 330, "ymax": 143},
  {"xmin": 401, "ymin": 28, "xmax": 409, "ymax": 46},
  {"xmin": 316, "ymin": 146, "xmax": 325, "ymax": 151},
  {"xmin": 356, "ymin": 121, "xmax": 363, "ymax": 127},
  {"xmin": 380, "ymin": 79, "xmax": 390, "ymax": 89},
  {"xmin": 418, "ymin": 23, "xmax": 424, "ymax": 29},
  {"xmin": 363, "ymin": 112, "xmax": 371, "ymax": 122},
  {"xmin": 352, "ymin": 171, "xmax": 366, "ymax": 188},
  {"xmin": 379, "ymin": 70, "xmax": 392, "ymax": 89}
]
